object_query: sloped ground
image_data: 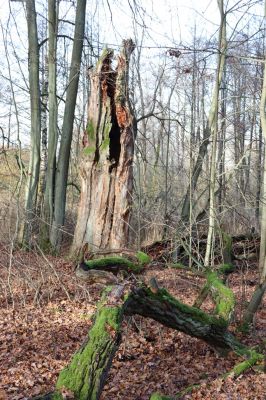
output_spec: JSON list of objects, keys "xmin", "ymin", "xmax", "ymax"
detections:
[{"xmin": 0, "ymin": 243, "xmax": 265, "ymax": 400}]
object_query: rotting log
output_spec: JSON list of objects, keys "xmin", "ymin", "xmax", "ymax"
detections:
[
  {"xmin": 71, "ymin": 39, "xmax": 136, "ymax": 259},
  {"xmin": 75, "ymin": 263, "xmax": 118, "ymax": 284},
  {"xmin": 206, "ymin": 270, "xmax": 235, "ymax": 323},
  {"xmin": 188, "ymin": 268, "xmax": 235, "ymax": 324},
  {"xmin": 55, "ymin": 285, "xmax": 126, "ymax": 399},
  {"xmin": 35, "ymin": 281, "xmax": 263, "ymax": 400},
  {"xmin": 82, "ymin": 252, "xmax": 150, "ymax": 274},
  {"xmin": 127, "ymin": 286, "xmax": 239, "ymax": 351}
]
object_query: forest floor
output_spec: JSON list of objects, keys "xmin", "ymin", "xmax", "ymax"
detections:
[{"xmin": 0, "ymin": 242, "xmax": 265, "ymax": 400}]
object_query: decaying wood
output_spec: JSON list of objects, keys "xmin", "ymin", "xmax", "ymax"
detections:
[
  {"xmin": 36, "ymin": 278, "xmax": 263, "ymax": 400},
  {"xmin": 75, "ymin": 263, "xmax": 118, "ymax": 284},
  {"xmin": 71, "ymin": 40, "xmax": 135, "ymax": 258}
]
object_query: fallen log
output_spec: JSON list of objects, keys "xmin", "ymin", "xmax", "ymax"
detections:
[
  {"xmin": 82, "ymin": 252, "xmax": 150, "ymax": 274},
  {"xmin": 75, "ymin": 263, "xmax": 118, "ymax": 284},
  {"xmin": 35, "ymin": 279, "xmax": 263, "ymax": 400},
  {"xmin": 193, "ymin": 269, "xmax": 235, "ymax": 324}
]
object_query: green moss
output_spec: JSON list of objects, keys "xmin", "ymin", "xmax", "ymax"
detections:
[
  {"xmin": 221, "ymin": 231, "xmax": 233, "ymax": 264},
  {"xmin": 51, "ymin": 392, "xmax": 63, "ymax": 400},
  {"xmin": 206, "ymin": 271, "xmax": 235, "ymax": 323},
  {"xmin": 218, "ymin": 263, "xmax": 235, "ymax": 275},
  {"xmin": 100, "ymin": 136, "xmax": 110, "ymax": 151},
  {"xmin": 237, "ymin": 321, "xmax": 250, "ymax": 333},
  {"xmin": 225, "ymin": 349, "xmax": 263, "ymax": 378},
  {"xmin": 149, "ymin": 393, "xmax": 173, "ymax": 400},
  {"xmin": 136, "ymin": 251, "xmax": 151, "ymax": 265},
  {"xmin": 146, "ymin": 287, "xmax": 225, "ymax": 327},
  {"xmin": 84, "ymin": 256, "xmax": 143, "ymax": 273},
  {"xmin": 86, "ymin": 119, "xmax": 95, "ymax": 141},
  {"xmin": 222, "ymin": 231, "xmax": 232, "ymax": 250},
  {"xmin": 175, "ymin": 383, "xmax": 201, "ymax": 398},
  {"xmin": 222, "ymin": 231, "xmax": 233, "ymax": 250},
  {"xmin": 56, "ymin": 304, "xmax": 122, "ymax": 399},
  {"xmin": 96, "ymin": 48, "xmax": 113, "ymax": 68},
  {"xmin": 83, "ymin": 146, "xmax": 96, "ymax": 155}
]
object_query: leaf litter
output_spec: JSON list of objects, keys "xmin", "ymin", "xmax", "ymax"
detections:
[{"xmin": 0, "ymin": 243, "xmax": 265, "ymax": 399}]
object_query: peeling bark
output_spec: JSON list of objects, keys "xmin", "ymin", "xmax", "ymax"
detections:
[{"xmin": 71, "ymin": 40, "xmax": 135, "ymax": 258}]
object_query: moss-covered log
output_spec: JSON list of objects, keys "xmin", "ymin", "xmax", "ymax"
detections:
[
  {"xmin": 193, "ymin": 269, "xmax": 235, "ymax": 324},
  {"xmin": 55, "ymin": 285, "xmax": 127, "ymax": 400},
  {"xmin": 225, "ymin": 349, "xmax": 264, "ymax": 378},
  {"xmin": 205, "ymin": 270, "xmax": 235, "ymax": 323},
  {"xmin": 126, "ymin": 286, "xmax": 240, "ymax": 352},
  {"xmin": 36, "ymin": 282, "xmax": 262, "ymax": 400},
  {"xmin": 82, "ymin": 252, "xmax": 150, "ymax": 275}
]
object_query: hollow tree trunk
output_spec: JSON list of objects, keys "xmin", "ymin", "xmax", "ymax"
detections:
[{"xmin": 71, "ymin": 40, "xmax": 136, "ymax": 257}]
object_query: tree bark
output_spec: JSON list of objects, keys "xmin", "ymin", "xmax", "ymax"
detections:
[
  {"xmin": 181, "ymin": 1, "xmax": 227, "ymax": 227},
  {"xmin": 258, "ymin": 11, "xmax": 266, "ymax": 282},
  {"xmin": 18, "ymin": 0, "xmax": 41, "ymax": 247},
  {"xmin": 55, "ymin": 285, "xmax": 125, "ymax": 400},
  {"xmin": 50, "ymin": 0, "xmax": 87, "ymax": 250},
  {"xmin": 204, "ymin": 0, "xmax": 227, "ymax": 267},
  {"xmin": 242, "ymin": 279, "xmax": 266, "ymax": 328},
  {"xmin": 37, "ymin": 280, "xmax": 262, "ymax": 400},
  {"xmin": 40, "ymin": 0, "xmax": 59, "ymax": 247},
  {"xmin": 71, "ymin": 40, "xmax": 136, "ymax": 258}
]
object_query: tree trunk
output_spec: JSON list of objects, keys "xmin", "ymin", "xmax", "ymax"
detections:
[
  {"xmin": 37, "ymin": 58, "xmax": 48, "ymax": 215},
  {"xmin": 50, "ymin": 0, "xmax": 87, "ymax": 250},
  {"xmin": 242, "ymin": 279, "xmax": 266, "ymax": 328},
  {"xmin": 40, "ymin": 0, "xmax": 59, "ymax": 248},
  {"xmin": 204, "ymin": 0, "xmax": 226, "ymax": 267},
  {"xmin": 71, "ymin": 40, "xmax": 136, "ymax": 257},
  {"xmin": 181, "ymin": 1, "xmax": 227, "ymax": 226},
  {"xmin": 242, "ymin": 8, "xmax": 266, "ymax": 327},
  {"xmin": 258, "ymin": 20, "xmax": 266, "ymax": 282},
  {"xmin": 18, "ymin": 0, "xmax": 41, "ymax": 247}
]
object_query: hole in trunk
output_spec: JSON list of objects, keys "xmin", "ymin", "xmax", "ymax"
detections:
[{"xmin": 107, "ymin": 71, "xmax": 121, "ymax": 173}]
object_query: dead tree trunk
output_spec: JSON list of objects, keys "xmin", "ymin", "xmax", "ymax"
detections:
[
  {"xmin": 71, "ymin": 40, "xmax": 135, "ymax": 258},
  {"xmin": 36, "ymin": 279, "xmax": 262, "ymax": 400}
]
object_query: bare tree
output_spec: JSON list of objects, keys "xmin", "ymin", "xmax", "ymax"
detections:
[
  {"xmin": 49, "ymin": 0, "xmax": 87, "ymax": 250},
  {"xmin": 18, "ymin": 0, "xmax": 41, "ymax": 247},
  {"xmin": 204, "ymin": 0, "xmax": 227, "ymax": 267}
]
